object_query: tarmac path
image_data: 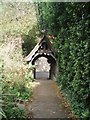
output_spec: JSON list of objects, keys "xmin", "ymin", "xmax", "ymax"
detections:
[{"xmin": 27, "ymin": 78, "xmax": 73, "ymax": 118}]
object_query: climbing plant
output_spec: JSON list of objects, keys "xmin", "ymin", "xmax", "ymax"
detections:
[{"xmin": 36, "ymin": 2, "xmax": 90, "ymax": 118}]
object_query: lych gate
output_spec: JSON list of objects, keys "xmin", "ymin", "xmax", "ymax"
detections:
[{"xmin": 25, "ymin": 34, "xmax": 57, "ymax": 80}]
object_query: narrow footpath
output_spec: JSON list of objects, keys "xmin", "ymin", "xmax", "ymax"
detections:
[{"xmin": 27, "ymin": 79, "xmax": 73, "ymax": 118}]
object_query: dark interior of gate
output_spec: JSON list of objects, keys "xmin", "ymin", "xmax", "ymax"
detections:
[{"xmin": 32, "ymin": 54, "xmax": 57, "ymax": 80}]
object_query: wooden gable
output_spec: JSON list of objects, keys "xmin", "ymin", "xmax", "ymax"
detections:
[{"xmin": 25, "ymin": 35, "xmax": 55, "ymax": 62}]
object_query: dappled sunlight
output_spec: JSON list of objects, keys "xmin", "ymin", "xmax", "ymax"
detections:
[
  {"xmin": 25, "ymin": 82, "xmax": 32, "ymax": 89},
  {"xmin": 31, "ymin": 81, "xmax": 41, "ymax": 89}
]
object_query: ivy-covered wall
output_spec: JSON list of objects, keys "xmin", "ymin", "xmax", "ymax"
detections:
[
  {"xmin": 56, "ymin": 28, "xmax": 90, "ymax": 117},
  {"xmin": 36, "ymin": 2, "xmax": 90, "ymax": 117}
]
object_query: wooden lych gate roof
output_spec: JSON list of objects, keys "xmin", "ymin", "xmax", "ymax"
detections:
[{"xmin": 25, "ymin": 35, "xmax": 56, "ymax": 64}]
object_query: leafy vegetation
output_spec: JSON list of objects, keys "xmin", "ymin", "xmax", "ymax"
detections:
[
  {"xmin": 36, "ymin": 2, "xmax": 90, "ymax": 118},
  {"xmin": 0, "ymin": 2, "xmax": 37, "ymax": 38},
  {"xmin": 0, "ymin": 2, "xmax": 90, "ymax": 119},
  {"xmin": 22, "ymin": 25, "xmax": 38, "ymax": 56},
  {"xmin": 0, "ymin": 2, "xmax": 37, "ymax": 119},
  {"xmin": 0, "ymin": 59, "xmax": 33, "ymax": 119}
]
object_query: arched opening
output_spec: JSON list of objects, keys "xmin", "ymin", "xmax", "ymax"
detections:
[
  {"xmin": 31, "ymin": 54, "xmax": 57, "ymax": 80},
  {"xmin": 35, "ymin": 57, "xmax": 50, "ymax": 80},
  {"xmin": 25, "ymin": 35, "xmax": 58, "ymax": 80}
]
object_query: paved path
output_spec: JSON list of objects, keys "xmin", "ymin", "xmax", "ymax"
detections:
[
  {"xmin": 36, "ymin": 71, "xmax": 49, "ymax": 80},
  {"xmin": 27, "ymin": 80, "xmax": 72, "ymax": 118}
]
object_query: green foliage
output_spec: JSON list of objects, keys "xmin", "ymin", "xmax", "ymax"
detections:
[
  {"xmin": 0, "ymin": 63, "xmax": 33, "ymax": 119},
  {"xmin": 0, "ymin": 2, "xmax": 37, "ymax": 43},
  {"xmin": 0, "ymin": 56, "xmax": 33, "ymax": 119},
  {"xmin": 22, "ymin": 25, "xmax": 38, "ymax": 56},
  {"xmin": 36, "ymin": 2, "xmax": 65, "ymax": 35},
  {"xmin": 0, "ymin": 60, "xmax": 6, "ymax": 119},
  {"xmin": 36, "ymin": 2, "xmax": 90, "ymax": 118},
  {"xmin": 0, "ymin": 2, "xmax": 36, "ymax": 119},
  {"xmin": 0, "ymin": 108, "xmax": 6, "ymax": 119}
]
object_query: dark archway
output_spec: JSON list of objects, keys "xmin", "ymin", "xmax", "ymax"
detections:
[{"xmin": 31, "ymin": 53, "xmax": 57, "ymax": 80}]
